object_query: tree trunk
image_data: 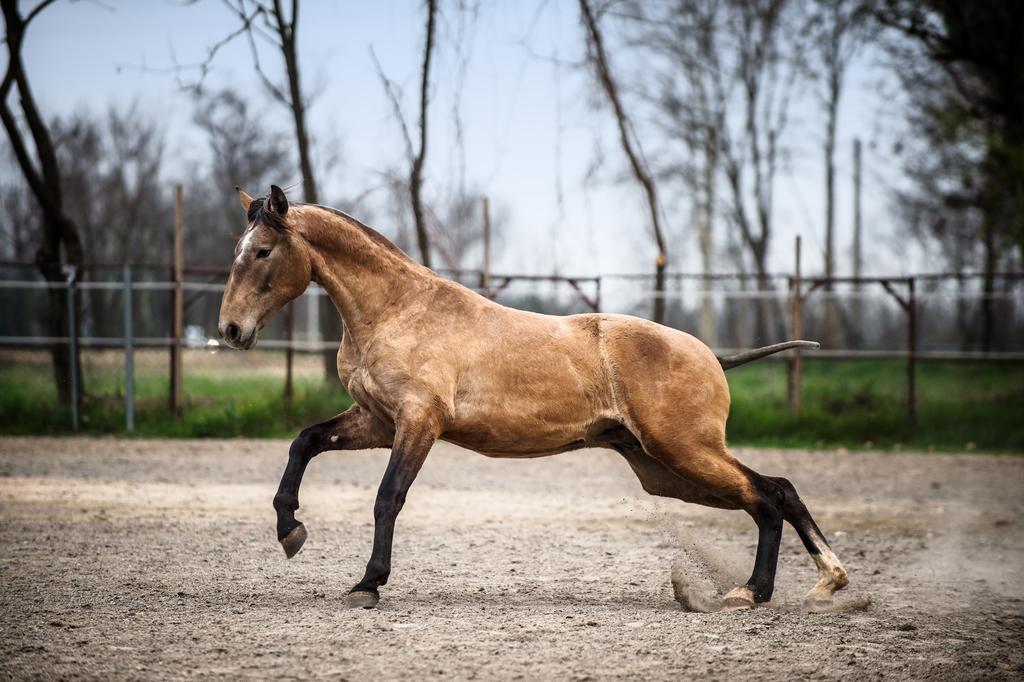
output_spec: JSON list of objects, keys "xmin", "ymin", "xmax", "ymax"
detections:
[
  {"xmin": 410, "ymin": 0, "xmax": 438, "ymax": 269},
  {"xmin": 752, "ymin": 243, "xmax": 771, "ymax": 346},
  {"xmin": 579, "ymin": 0, "xmax": 667, "ymax": 324},
  {"xmin": 851, "ymin": 137, "xmax": 863, "ymax": 345},
  {"xmin": 822, "ymin": 75, "xmax": 839, "ymax": 349},
  {"xmin": 270, "ymin": 0, "xmax": 338, "ymax": 379},
  {"xmin": 981, "ymin": 218, "xmax": 996, "ymax": 351},
  {"xmin": 698, "ymin": 137, "xmax": 717, "ymax": 345},
  {"xmin": 1, "ymin": 0, "xmax": 85, "ymax": 404}
]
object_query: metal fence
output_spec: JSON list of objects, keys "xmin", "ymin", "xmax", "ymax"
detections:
[{"xmin": 1, "ymin": 259, "xmax": 1022, "ymax": 430}]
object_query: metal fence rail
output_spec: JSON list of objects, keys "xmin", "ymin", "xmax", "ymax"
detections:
[{"xmin": 1, "ymin": 260, "xmax": 1022, "ymax": 431}]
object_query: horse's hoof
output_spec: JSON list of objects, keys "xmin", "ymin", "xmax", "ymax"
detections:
[
  {"xmin": 345, "ymin": 590, "xmax": 379, "ymax": 609},
  {"xmin": 280, "ymin": 524, "xmax": 307, "ymax": 559},
  {"xmin": 721, "ymin": 586, "xmax": 756, "ymax": 612}
]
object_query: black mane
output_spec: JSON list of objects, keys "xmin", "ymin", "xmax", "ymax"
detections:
[{"xmin": 246, "ymin": 196, "xmax": 287, "ymax": 231}]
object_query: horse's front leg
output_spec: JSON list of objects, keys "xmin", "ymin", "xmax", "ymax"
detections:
[
  {"xmin": 346, "ymin": 401, "xmax": 443, "ymax": 609},
  {"xmin": 273, "ymin": 404, "xmax": 395, "ymax": 558}
]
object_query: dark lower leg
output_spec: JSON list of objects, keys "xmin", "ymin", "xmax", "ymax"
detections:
[
  {"xmin": 274, "ymin": 446, "xmax": 311, "ymax": 541},
  {"xmin": 350, "ymin": 410, "xmax": 437, "ymax": 599},
  {"xmin": 743, "ymin": 477, "xmax": 786, "ymax": 603},
  {"xmin": 769, "ymin": 477, "xmax": 848, "ymax": 604},
  {"xmin": 770, "ymin": 476, "xmax": 829, "ymax": 556},
  {"xmin": 350, "ymin": 484, "xmax": 406, "ymax": 594},
  {"xmin": 273, "ymin": 406, "xmax": 394, "ymax": 545}
]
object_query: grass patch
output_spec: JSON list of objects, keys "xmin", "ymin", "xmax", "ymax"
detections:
[
  {"xmin": 0, "ymin": 360, "xmax": 352, "ymax": 439},
  {"xmin": 0, "ymin": 357, "xmax": 1021, "ymax": 452},
  {"xmin": 726, "ymin": 359, "xmax": 1024, "ymax": 452}
]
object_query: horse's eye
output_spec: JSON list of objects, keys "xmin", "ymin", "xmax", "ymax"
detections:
[{"xmin": 256, "ymin": 248, "xmax": 272, "ymax": 259}]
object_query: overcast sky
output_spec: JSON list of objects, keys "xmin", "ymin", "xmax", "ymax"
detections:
[{"xmin": 17, "ymin": 0, "xmax": 912, "ymax": 279}]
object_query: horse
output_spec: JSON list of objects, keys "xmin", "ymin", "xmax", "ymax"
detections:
[{"xmin": 218, "ymin": 185, "xmax": 848, "ymax": 611}]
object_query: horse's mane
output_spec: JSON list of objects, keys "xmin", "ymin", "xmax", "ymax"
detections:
[
  {"xmin": 305, "ymin": 203, "xmax": 417, "ymax": 264},
  {"xmin": 246, "ymin": 197, "xmax": 287, "ymax": 232},
  {"xmin": 247, "ymin": 193, "xmax": 417, "ymax": 265}
]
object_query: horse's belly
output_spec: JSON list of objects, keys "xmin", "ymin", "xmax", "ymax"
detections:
[
  {"xmin": 443, "ymin": 420, "xmax": 590, "ymax": 457},
  {"xmin": 444, "ymin": 387, "xmax": 608, "ymax": 457}
]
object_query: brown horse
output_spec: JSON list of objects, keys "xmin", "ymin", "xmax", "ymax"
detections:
[{"xmin": 218, "ymin": 185, "xmax": 848, "ymax": 611}]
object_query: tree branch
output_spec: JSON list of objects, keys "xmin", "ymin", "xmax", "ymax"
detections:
[{"xmin": 369, "ymin": 47, "xmax": 415, "ymax": 166}]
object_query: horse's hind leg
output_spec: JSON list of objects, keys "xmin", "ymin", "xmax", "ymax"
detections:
[
  {"xmin": 770, "ymin": 476, "xmax": 849, "ymax": 611},
  {"xmin": 631, "ymin": 432, "xmax": 788, "ymax": 610},
  {"xmin": 273, "ymin": 405, "xmax": 394, "ymax": 558}
]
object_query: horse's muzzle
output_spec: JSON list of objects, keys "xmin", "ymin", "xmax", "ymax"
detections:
[{"xmin": 219, "ymin": 321, "xmax": 256, "ymax": 350}]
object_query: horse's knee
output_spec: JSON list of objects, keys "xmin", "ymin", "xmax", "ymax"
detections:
[{"xmin": 289, "ymin": 425, "xmax": 323, "ymax": 461}]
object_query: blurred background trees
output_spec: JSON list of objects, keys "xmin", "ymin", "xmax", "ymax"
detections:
[
  {"xmin": 874, "ymin": 0, "xmax": 1024, "ymax": 350},
  {"xmin": 2, "ymin": 0, "xmax": 1023, "ymax": 403}
]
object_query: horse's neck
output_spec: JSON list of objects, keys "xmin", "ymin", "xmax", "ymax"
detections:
[{"xmin": 298, "ymin": 207, "xmax": 431, "ymax": 346}]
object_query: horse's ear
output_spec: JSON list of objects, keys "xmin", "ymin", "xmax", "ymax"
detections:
[
  {"xmin": 268, "ymin": 185, "xmax": 289, "ymax": 216},
  {"xmin": 235, "ymin": 186, "xmax": 253, "ymax": 212}
]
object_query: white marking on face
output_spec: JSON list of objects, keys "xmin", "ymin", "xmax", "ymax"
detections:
[{"xmin": 236, "ymin": 223, "xmax": 257, "ymax": 262}]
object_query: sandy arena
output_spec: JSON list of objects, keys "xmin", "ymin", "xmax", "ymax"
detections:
[{"xmin": 1, "ymin": 437, "xmax": 1021, "ymax": 680}]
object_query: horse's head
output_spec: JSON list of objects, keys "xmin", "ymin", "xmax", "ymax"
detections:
[{"xmin": 218, "ymin": 185, "xmax": 312, "ymax": 350}]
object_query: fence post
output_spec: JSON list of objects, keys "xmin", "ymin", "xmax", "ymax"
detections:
[
  {"xmin": 788, "ymin": 236, "xmax": 803, "ymax": 414},
  {"xmin": 65, "ymin": 266, "xmax": 80, "ymax": 431},
  {"xmin": 907, "ymin": 277, "xmax": 917, "ymax": 425},
  {"xmin": 482, "ymin": 196, "xmax": 491, "ymax": 295},
  {"xmin": 170, "ymin": 184, "xmax": 184, "ymax": 416},
  {"xmin": 123, "ymin": 265, "xmax": 135, "ymax": 432},
  {"xmin": 284, "ymin": 302, "xmax": 294, "ymax": 402}
]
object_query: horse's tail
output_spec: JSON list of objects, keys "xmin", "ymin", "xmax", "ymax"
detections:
[{"xmin": 717, "ymin": 340, "xmax": 820, "ymax": 370}]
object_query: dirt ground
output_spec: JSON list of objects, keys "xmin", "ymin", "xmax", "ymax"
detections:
[{"xmin": 0, "ymin": 437, "xmax": 1021, "ymax": 680}]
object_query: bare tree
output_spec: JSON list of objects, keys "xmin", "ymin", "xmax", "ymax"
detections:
[
  {"xmin": 579, "ymin": 0, "xmax": 669, "ymax": 325},
  {"xmin": 626, "ymin": 0, "xmax": 728, "ymax": 342},
  {"xmin": 185, "ymin": 0, "xmax": 338, "ymax": 374},
  {"xmin": 411, "ymin": 0, "xmax": 438, "ymax": 269},
  {"xmin": 1, "ymin": 0, "xmax": 85, "ymax": 403},
  {"xmin": 190, "ymin": 88, "xmax": 293, "ymax": 265},
  {"xmin": 874, "ymin": 1, "xmax": 1024, "ymax": 351},
  {"xmin": 55, "ymin": 107, "xmax": 170, "ymax": 266},
  {"xmin": 203, "ymin": 0, "xmax": 320, "ymax": 204},
  {"xmin": 0, "ymin": 152, "xmax": 38, "ymax": 260},
  {"xmin": 812, "ymin": 0, "xmax": 866, "ymax": 348},
  {"xmin": 431, "ymin": 189, "xmax": 507, "ymax": 272},
  {"xmin": 45, "ymin": 107, "xmax": 173, "ymax": 342},
  {"xmin": 371, "ymin": 0, "xmax": 438, "ymax": 269},
  {"xmin": 717, "ymin": 0, "xmax": 805, "ymax": 343}
]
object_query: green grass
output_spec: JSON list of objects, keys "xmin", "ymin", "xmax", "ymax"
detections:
[
  {"xmin": 725, "ymin": 359, "xmax": 1024, "ymax": 452},
  {"xmin": 1, "ymin": 357, "xmax": 1021, "ymax": 452},
  {"xmin": 0, "ymin": 361, "xmax": 353, "ymax": 439}
]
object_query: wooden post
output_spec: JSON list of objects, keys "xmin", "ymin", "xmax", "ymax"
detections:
[
  {"xmin": 123, "ymin": 265, "xmax": 135, "ymax": 432},
  {"xmin": 170, "ymin": 184, "xmax": 184, "ymax": 416},
  {"xmin": 788, "ymin": 236, "xmax": 803, "ymax": 414},
  {"xmin": 482, "ymin": 196, "xmax": 491, "ymax": 294},
  {"xmin": 284, "ymin": 302, "xmax": 294, "ymax": 402},
  {"xmin": 907, "ymin": 277, "xmax": 916, "ymax": 425},
  {"xmin": 852, "ymin": 138, "xmax": 863, "ymax": 324},
  {"xmin": 66, "ymin": 266, "xmax": 80, "ymax": 430}
]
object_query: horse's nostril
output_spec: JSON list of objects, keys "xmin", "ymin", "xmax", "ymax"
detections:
[{"xmin": 226, "ymin": 323, "xmax": 240, "ymax": 342}]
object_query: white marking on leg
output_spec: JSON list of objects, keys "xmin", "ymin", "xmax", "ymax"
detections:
[{"xmin": 804, "ymin": 542, "xmax": 849, "ymax": 608}]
